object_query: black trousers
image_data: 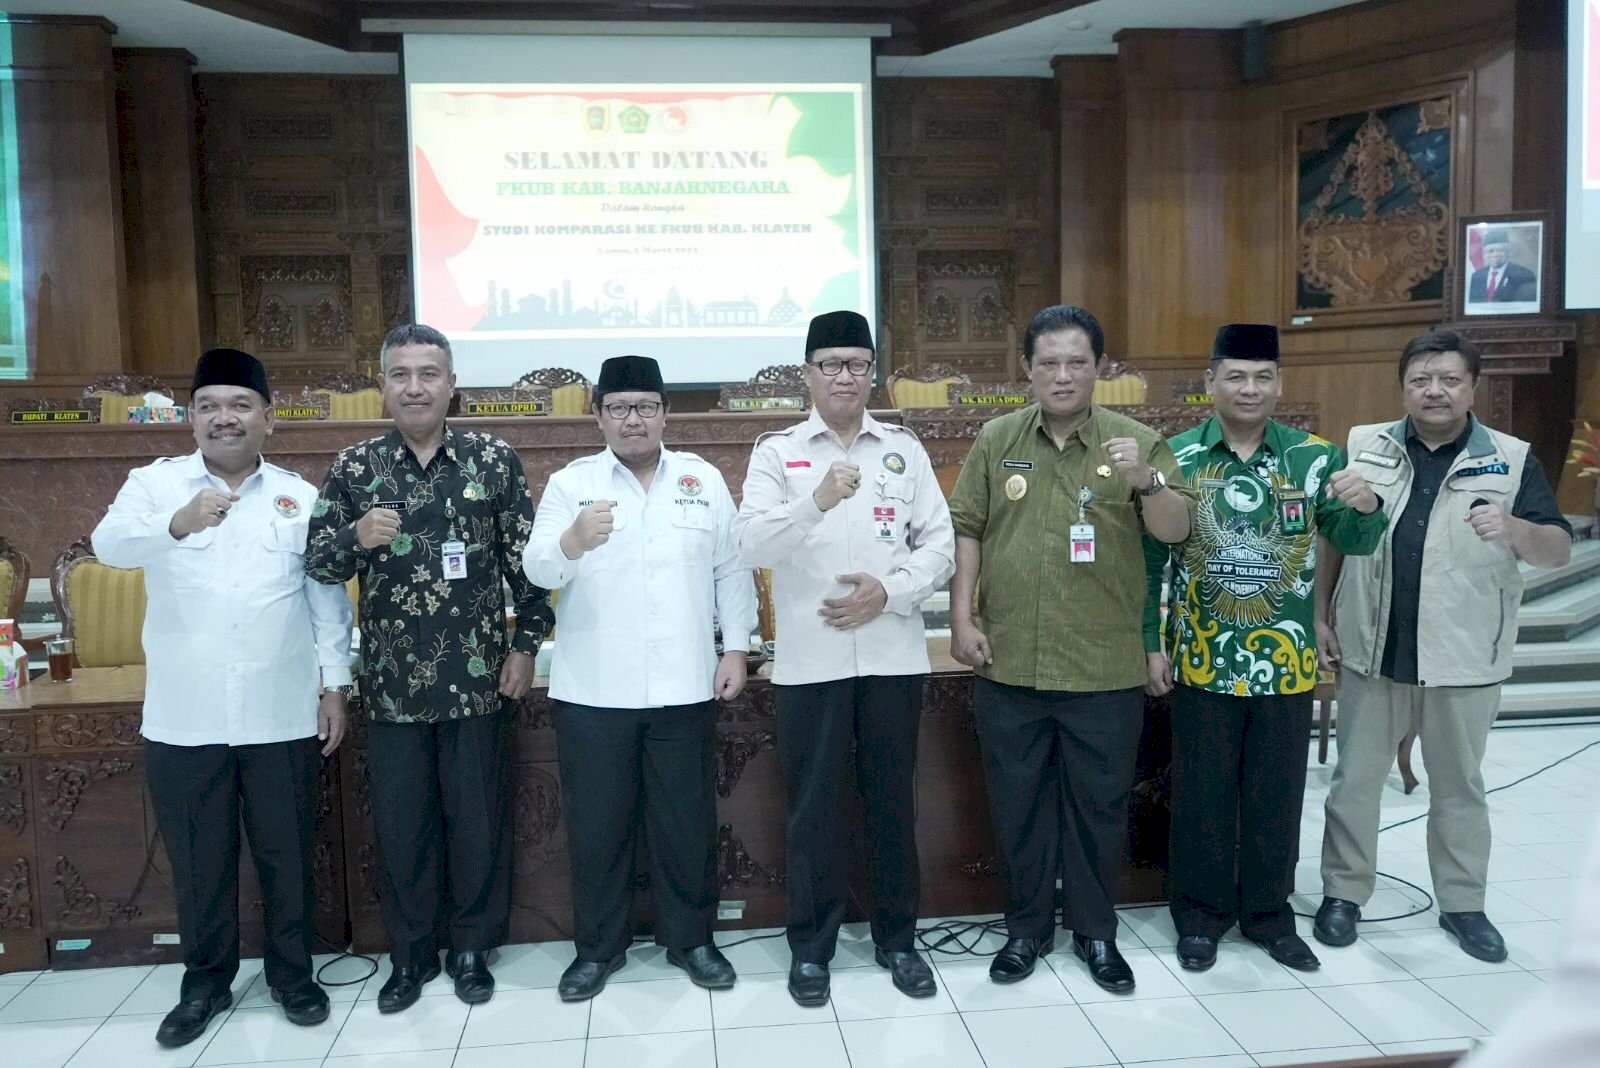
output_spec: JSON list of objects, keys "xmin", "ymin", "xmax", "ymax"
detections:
[
  {"xmin": 1169, "ymin": 685, "xmax": 1313, "ymax": 940},
  {"xmin": 146, "ymin": 736, "xmax": 319, "ymax": 1001},
  {"xmin": 775, "ymin": 675, "xmax": 922, "ymax": 963},
  {"xmin": 553, "ymin": 701, "xmax": 719, "ymax": 961},
  {"xmin": 367, "ymin": 713, "xmax": 509, "ymax": 969},
  {"xmin": 974, "ymin": 679, "xmax": 1143, "ymax": 943}
]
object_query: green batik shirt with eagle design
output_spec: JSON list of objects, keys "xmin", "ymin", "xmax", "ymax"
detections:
[{"xmin": 1142, "ymin": 417, "xmax": 1387, "ymax": 697}]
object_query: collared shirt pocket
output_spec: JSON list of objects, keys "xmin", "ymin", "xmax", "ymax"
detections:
[
  {"xmin": 877, "ymin": 474, "xmax": 917, "ymax": 504},
  {"xmin": 264, "ymin": 518, "xmax": 311, "ymax": 585},
  {"xmin": 667, "ymin": 503, "xmax": 715, "ymax": 568},
  {"xmin": 169, "ymin": 527, "xmax": 216, "ymax": 587}
]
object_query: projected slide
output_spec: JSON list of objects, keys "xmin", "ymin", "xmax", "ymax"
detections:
[
  {"xmin": 409, "ymin": 83, "xmax": 871, "ymax": 384},
  {"xmin": 1571, "ymin": 0, "xmax": 1600, "ymax": 307},
  {"xmin": 0, "ymin": 75, "xmax": 24, "ymax": 380}
]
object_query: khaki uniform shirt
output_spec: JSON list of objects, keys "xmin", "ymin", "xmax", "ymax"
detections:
[{"xmin": 948, "ymin": 404, "xmax": 1193, "ymax": 692}]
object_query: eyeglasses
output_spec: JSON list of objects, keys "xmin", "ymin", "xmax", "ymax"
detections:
[
  {"xmin": 602, "ymin": 401, "xmax": 662, "ymax": 420},
  {"xmin": 810, "ymin": 357, "xmax": 874, "ymax": 377}
]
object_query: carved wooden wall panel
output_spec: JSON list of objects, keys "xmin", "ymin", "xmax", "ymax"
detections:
[
  {"xmin": 197, "ymin": 75, "xmax": 409, "ymax": 383},
  {"xmin": 876, "ymin": 79, "xmax": 1059, "ymax": 381},
  {"xmin": 0, "ymin": 715, "xmax": 46, "ymax": 969}
]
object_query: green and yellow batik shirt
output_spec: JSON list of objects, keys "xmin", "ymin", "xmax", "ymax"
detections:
[{"xmin": 1142, "ymin": 416, "xmax": 1386, "ymax": 697}]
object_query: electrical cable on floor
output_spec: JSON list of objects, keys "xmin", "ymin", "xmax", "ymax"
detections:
[
  {"xmin": 323, "ymin": 738, "xmax": 1600, "ymax": 969},
  {"xmin": 1295, "ymin": 736, "xmax": 1600, "ymax": 922}
]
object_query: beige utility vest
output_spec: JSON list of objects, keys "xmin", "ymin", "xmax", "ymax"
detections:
[{"xmin": 1333, "ymin": 417, "xmax": 1528, "ymax": 687}]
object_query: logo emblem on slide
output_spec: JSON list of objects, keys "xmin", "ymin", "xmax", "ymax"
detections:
[
  {"xmin": 662, "ymin": 106, "xmax": 688, "ymax": 134},
  {"xmin": 583, "ymin": 104, "xmax": 608, "ymax": 134},
  {"xmin": 619, "ymin": 105, "xmax": 650, "ymax": 134},
  {"xmin": 677, "ymin": 475, "xmax": 702, "ymax": 497}
]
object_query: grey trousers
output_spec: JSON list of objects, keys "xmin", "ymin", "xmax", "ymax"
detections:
[{"xmin": 1321, "ymin": 669, "xmax": 1501, "ymax": 912}]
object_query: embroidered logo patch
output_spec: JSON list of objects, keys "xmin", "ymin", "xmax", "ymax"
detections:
[
  {"xmin": 274, "ymin": 495, "xmax": 300, "ymax": 518},
  {"xmin": 677, "ymin": 474, "xmax": 702, "ymax": 496},
  {"xmin": 1455, "ymin": 461, "xmax": 1510, "ymax": 478},
  {"xmin": 882, "ymin": 452, "xmax": 906, "ymax": 474}
]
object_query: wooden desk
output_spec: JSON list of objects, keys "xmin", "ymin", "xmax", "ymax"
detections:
[
  {"xmin": 0, "ymin": 667, "xmax": 347, "ymax": 972},
  {"xmin": 338, "ymin": 639, "xmax": 1175, "ymax": 954}
]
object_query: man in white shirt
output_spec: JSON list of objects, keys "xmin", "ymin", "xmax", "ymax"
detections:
[
  {"xmin": 525, "ymin": 355, "xmax": 756, "ymax": 1001},
  {"xmin": 93, "ymin": 349, "xmax": 353, "ymax": 1048},
  {"xmin": 735, "ymin": 311, "xmax": 956, "ymax": 1008}
]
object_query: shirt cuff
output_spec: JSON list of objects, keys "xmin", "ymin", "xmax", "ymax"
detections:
[
  {"xmin": 337, "ymin": 520, "xmax": 366, "ymax": 556},
  {"xmin": 882, "ymin": 571, "xmax": 915, "ymax": 616},
  {"xmin": 511, "ymin": 617, "xmax": 545, "ymax": 655},
  {"xmin": 789, "ymin": 489, "xmax": 827, "ymax": 531},
  {"xmin": 1143, "ymin": 631, "xmax": 1164, "ymax": 654},
  {"xmin": 320, "ymin": 663, "xmax": 354, "ymax": 688}
]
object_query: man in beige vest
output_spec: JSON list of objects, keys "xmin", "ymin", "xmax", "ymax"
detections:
[{"xmin": 1314, "ymin": 329, "xmax": 1572, "ymax": 962}]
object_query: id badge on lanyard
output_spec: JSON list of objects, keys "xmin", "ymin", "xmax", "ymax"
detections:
[{"xmin": 1070, "ymin": 486, "xmax": 1095, "ymax": 564}]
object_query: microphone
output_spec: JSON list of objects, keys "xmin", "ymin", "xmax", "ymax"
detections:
[{"xmin": 1471, "ymin": 497, "xmax": 1489, "ymax": 510}]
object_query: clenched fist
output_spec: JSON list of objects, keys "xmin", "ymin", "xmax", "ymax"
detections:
[
  {"xmin": 1327, "ymin": 468, "xmax": 1380, "ymax": 515},
  {"xmin": 1104, "ymin": 438, "xmax": 1154, "ymax": 491},
  {"xmin": 813, "ymin": 461, "xmax": 862, "ymax": 512},
  {"xmin": 169, "ymin": 488, "xmax": 241, "ymax": 539},
  {"xmin": 356, "ymin": 507, "xmax": 402, "ymax": 550},
  {"xmin": 1466, "ymin": 502, "xmax": 1512, "ymax": 543},
  {"xmin": 562, "ymin": 500, "xmax": 615, "ymax": 558}
]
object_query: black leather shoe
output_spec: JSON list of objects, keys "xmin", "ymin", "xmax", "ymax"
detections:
[
  {"xmin": 155, "ymin": 990, "xmax": 232, "ymax": 1048},
  {"xmin": 445, "ymin": 950, "xmax": 495, "ymax": 1005},
  {"xmin": 1439, "ymin": 912, "xmax": 1508, "ymax": 963},
  {"xmin": 558, "ymin": 954, "xmax": 626, "ymax": 1002},
  {"xmin": 787, "ymin": 960, "xmax": 830, "ymax": 1007},
  {"xmin": 667, "ymin": 944, "xmax": 737, "ymax": 990},
  {"xmin": 1314, "ymin": 897, "xmax": 1360, "ymax": 947},
  {"xmin": 377, "ymin": 960, "xmax": 442, "ymax": 1014},
  {"xmin": 875, "ymin": 947, "xmax": 937, "ymax": 998},
  {"xmin": 1073, "ymin": 935, "xmax": 1135, "ymax": 993},
  {"xmin": 1175, "ymin": 935, "xmax": 1218, "ymax": 972},
  {"xmin": 1250, "ymin": 932, "xmax": 1321, "ymax": 972},
  {"xmin": 270, "ymin": 984, "xmax": 330, "ymax": 1026},
  {"xmin": 989, "ymin": 936, "xmax": 1052, "ymax": 984}
]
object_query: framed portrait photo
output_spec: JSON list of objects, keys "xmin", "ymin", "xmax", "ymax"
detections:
[{"xmin": 1449, "ymin": 211, "xmax": 1556, "ymax": 318}]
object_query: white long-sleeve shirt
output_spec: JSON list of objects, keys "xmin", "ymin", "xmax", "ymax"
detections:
[
  {"xmin": 735, "ymin": 410, "xmax": 955, "ymax": 685},
  {"xmin": 91, "ymin": 451, "xmax": 354, "ymax": 746},
  {"xmin": 523, "ymin": 446, "xmax": 757, "ymax": 709}
]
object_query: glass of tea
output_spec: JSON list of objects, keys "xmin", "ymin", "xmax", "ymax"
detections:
[{"xmin": 45, "ymin": 637, "xmax": 74, "ymax": 682}]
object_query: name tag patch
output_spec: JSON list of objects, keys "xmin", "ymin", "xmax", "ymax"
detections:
[
  {"xmin": 1456, "ymin": 461, "xmax": 1510, "ymax": 478},
  {"xmin": 1002, "ymin": 459, "xmax": 1034, "ymax": 470},
  {"xmin": 1355, "ymin": 451, "xmax": 1400, "ymax": 469}
]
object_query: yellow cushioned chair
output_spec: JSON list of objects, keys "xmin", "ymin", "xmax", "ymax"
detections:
[
  {"xmin": 1092, "ymin": 361, "xmax": 1148, "ymax": 406},
  {"xmin": 514, "ymin": 369, "xmax": 592, "ymax": 416},
  {"xmin": 83, "ymin": 374, "xmax": 174, "ymax": 424},
  {"xmin": 53, "ymin": 537, "xmax": 146, "ymax": 668},
  {"xmin": 311, "ymin": 371, "xmax": 385, "ymax": 421},
  {"xmin": 889, "ymin": 363, "xmax": 970, "ymax": 409},
  {"xmin": 0, "ymin": 535, "xmax": 26, "ymax": 624}
]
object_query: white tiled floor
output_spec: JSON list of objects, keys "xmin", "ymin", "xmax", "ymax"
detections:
[{"xmin": 3, "ymin": 723, "xmax": 1596, "ymax": 1068}]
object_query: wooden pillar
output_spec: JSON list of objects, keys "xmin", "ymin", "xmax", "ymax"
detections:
[
  {"xmin": 115, "ymin": 48, "xmax": 207, "ymax": 378},
  {"xmin": 1052, "ymin": 55, "xmax": 1125, "ymax": 351},
  {"xmin": 0, "ymin": 15, "xmax": 130, "ymax": 382},
  {"xmin": 1115, "ymin": 30, "xmax": 1252, "ymax": 359}
]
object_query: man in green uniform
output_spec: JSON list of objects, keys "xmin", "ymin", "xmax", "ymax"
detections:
[
  {"xmin": 1143, "ymin": 323, "xmax": 1385, "ymax": 974},
  {"xmin": 949, "ymin": 304, "xmax": 1194, "ymax": 993}
]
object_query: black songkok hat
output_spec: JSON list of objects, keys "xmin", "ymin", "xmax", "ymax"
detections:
[
  {"xmin": 1210, "ymin": 323, "xmax": 1279, "ymax": 363},
  {"xmin": 192, "ymin": 347, "xmax": 270, "ymax": 402},
  {"xmin": 805, "ymin": 310, "xmax": 874, "ymax": 357},
  {"xmin": 1482, "ymin": 228, "xmax": 1511, "ymax": 246},
  {"xmin": 595, "ymin": 354, "xmax": 666, "ymax": 405}
]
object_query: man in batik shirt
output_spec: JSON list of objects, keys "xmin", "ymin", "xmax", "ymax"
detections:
[
  {"xmin": 1143, "ymin": 323, "xmax": 1385, "ymax": 975},
  {"xmin": 306, "ymin": 323, "xmax": 552, "ymax": 1013}
]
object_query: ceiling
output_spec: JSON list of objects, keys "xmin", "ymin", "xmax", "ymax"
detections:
[{"xmin": 14, "ymin": 0, "xmax": 1367, "ymax": 75}]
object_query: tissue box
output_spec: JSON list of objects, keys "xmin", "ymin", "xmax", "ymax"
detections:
[{"xmin": 128, "ymin": 406, "xmax": 186, "ymax": 424}]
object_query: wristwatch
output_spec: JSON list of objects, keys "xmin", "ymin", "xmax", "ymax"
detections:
[
  {"xmin": 1136, "ymin": 468, "xmax": 1167, "ymax": 498},
  {"xmin": 322, "ymin": 685, "xmax": 354, "ymax": 697}
]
